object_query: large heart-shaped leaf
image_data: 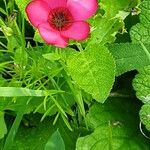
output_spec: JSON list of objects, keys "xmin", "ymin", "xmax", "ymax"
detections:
[
  {"xmin": 76, "ymin": 97, "xmax": 150, "ymax": 150},
  {"xmin": 108, "ymin": 43, "xmax": 150, "ymax": 76},
  {"xmin": 67, "ymin": 44, "xmax": 115, "ymax": 103},
  {"xmin": 140, "ymin": 104, "xmax": 150, "ymax": 131},
  {"xmin": 131, "ymin": 0, "xmax": 150, "ymax": 43},
  {"xmin": 133, "ymin": 65, "xmax": 150, "ymax": 132},
  {"xmin": 133, "ymin": 65, "xmax": 150, "ymax": 103}
]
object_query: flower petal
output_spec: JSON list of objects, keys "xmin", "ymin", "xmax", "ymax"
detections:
[
  {"xmin": 26, "ymin": 0, "xmax": 50, "ymax": 27},
  {"xmin": 61, "ymin": 22, "xmax": 90, "ymax": 40},
  {"xmin": 43, "ymin": 0, "xmax": 67, "ymax": 9},
  {"xmin": 67, "ymin": 0, "xmax": 98, "ymax": 21},
  {"xmin": 38, "ymin": 22, "xmax": 68, "ymax": 48}
]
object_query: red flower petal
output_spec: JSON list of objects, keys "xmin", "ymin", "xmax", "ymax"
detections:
[
  {"xmin": 61, "ymin": 22, "xmax": 90, "ymax": 40},
  {"xmin": 67, "ymin": 0, "xmax": 98, "ymax": 21},
  {"xmin": 38, "ymin": 22, "xmax": 68, "ymax": 48},
  {"xmin": 43, "ymin": 0, "xmax": 67, "ymax": 9},
  {"xmin": 26, "ymin": 0, "xmax": 50, "ymax": 27}
]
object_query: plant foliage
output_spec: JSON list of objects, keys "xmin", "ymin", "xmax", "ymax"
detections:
[{"xmin": 0, "ymin": 0, "xmax": 150, "ymax": 149}]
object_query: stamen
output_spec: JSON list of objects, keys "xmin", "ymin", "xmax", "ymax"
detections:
[{"xmin": 48, "ymin": 7, "xmax": 73, "ymax": 31}]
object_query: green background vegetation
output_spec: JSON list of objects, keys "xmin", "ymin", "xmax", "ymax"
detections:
[{"xmin": 0, "ymin": 0, "xmax": 150, "ymax": 149}]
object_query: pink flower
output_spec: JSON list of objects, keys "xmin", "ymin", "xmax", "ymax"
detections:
[{"xmin": 26, "ymin": 0, "xmax": 98, "ymax": 48}]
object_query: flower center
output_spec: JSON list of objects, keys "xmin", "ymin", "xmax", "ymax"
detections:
[{"xmin": 48, "ymin": 7, "xmax": 73, "ymax": 31}]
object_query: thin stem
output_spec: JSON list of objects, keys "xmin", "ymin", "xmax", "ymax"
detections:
[
  {"xmin": 109, "ymin": 92, "xmax": 135, "ymax": 98},
  {"xmin": 3, "ymin": 0, "xmax": 8, "ymax": 17},
  {"xmin": 0, "ymin": 41, "xmax": 7, "ymax": 49}
]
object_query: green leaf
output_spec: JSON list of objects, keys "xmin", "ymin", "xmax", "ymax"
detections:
[
  {"xmin": 43, "ymin": 53, "xmax": 60, "ymax": 61},
  {"xmin": 0, "ymin": 87, "xmax": 62, "ymax": 97},
  {"xmin": 90, "ymin": 16, "xmax": 124, "ymax": 45},
  {"xmin": 89, "ymin": 0, "xmax": 135, "ymax": 45},
  {"xmin": 100, "ymin": 0, "xmax": 133, "ymax": 17},
  {"xmin": 0, "ymin": 8, "xmax": 7, "ymax": 15},
  {"xmin": 25, "ymin": 46, "xmax": 63, "ymax": 78},
  {"xmin": 140, "ymin": 104, "xmax": 150, "ymax": 131},
  {"xmin": 130, "ymin": 0, "xmax": 150, "ymax": 43},
  {"xmin": 67, "ymin": 44, "xmax": 115, "ymax": 103},
  {"xmin": 1, "ymin": 21, "xmax": 22, "ymax": 50},
  {"xmin": 133, "ymin": 65, "xmax": 150, "ymax": 103},
  {"xmin": 33, "ymin": 30, "xmax": 44, "ymax": 43},
  {"xmin": 0, "ymin": 18, "xmax": 5, "ymax": 27},
  {"xmin": 0, "ymin": 112, "xmax": 7, "ymax": 139},
  {"xmin": 12, "ymin": 114, "xmax": 78, "ymax": 150},
  {"xmin": 14, "ymin": 47, "xmax": 28, "ymax": 69},
  {"xmin": 44, "ymin": 130, "xmax": 65, "ymax": 150},
  {"xmin": 108, "ymin": 43, "xmax": 150, "ymax": 76},
  {"xmin": 15, "ymin": 0, "xmax": 30, "ymax": 16},
  {"xmin": 131, "ymin": 0, "xmax": 150, "ymax": 133},
  {"xmin": 134, "ymin": 66, "xmax": 150, "ymax": 132},
  {"xmin": 15, "ymin": 0, "xmax": 42, "ymax": 43},
  {"xmin": 3, "ymin": 99, "xmax": 27, "ymax": 150},
  {"xmin": 76, "ymin": 97, "xmax": 150, "ymax": 150}
]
